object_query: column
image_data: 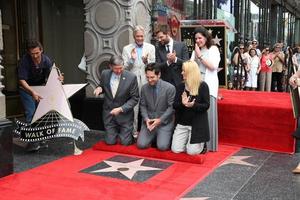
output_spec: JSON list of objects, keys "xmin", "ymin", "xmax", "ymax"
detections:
[
  {"xmin": 295, "ymin": 18, "xmax": 300, "ymax": 45},
  {"xmin": 0, "ymin": 10, "xmax": 13, "ymax": 178},
  {"xmin": 24, "ymin": 0, "xmax": 40, "ymax": 41},
  {"xmin": 83, "ymin": 0, "xmax": 153, "ymax": 95},
  {"xmin": 270, "ymin": 4, "xmax": 283, "ymax": 45}
]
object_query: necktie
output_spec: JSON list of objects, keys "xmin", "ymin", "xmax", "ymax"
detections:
[
  {"xmin": 166, "ymin": 44, "xmax": 170, "ymax": 53},
  {"xmin": 111, "ymin": 75, "xmax": 120, "ymax": 98},
  {"xmin": 152, "ymin": 85, "xmax": 157, "ymax": 103}
]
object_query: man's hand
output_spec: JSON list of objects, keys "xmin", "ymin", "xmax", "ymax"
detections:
[
  {"xmin": 146, "ymin": 119, "xmax": 154, "ymax": 130},
  {"xmin": 167, "ymin": 51, "xmax": 177, "ymax": 63},
  {"xmin": 131, "ymin": 48, "xmax": 137, "ymax": 60},
  {"xmin": 58, "ymin": 73, "xmax": 64, "ymax": 83},
  {"xmin": 93, "ymin": 87, "xmax": 103, "ymax": 96},
  {"xmin": 147, "ymin": 118, "xmax": 161, "ymax": 132},
  {"xmin": 32, "ymin": 91, "xmax": 43, "ymax": 102},
  {"xmin": 289, "ymin": 75, "xmax": 300, "ymax": 89},
  {"xmin": 142, "ymin": 53, "xmax": 149, "ymax": 65},
  {"xmin": 110, "ymin": 107, "xmax": 123, "ymax": 116}
]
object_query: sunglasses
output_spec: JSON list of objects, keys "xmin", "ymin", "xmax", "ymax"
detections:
[{"xmin": 265, "ymin": 49, "xmax": 269, "ymax": 51}]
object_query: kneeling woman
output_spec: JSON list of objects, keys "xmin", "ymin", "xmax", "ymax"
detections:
[{"xmin": 171, "ymin": 60, "xmax": 210, "ymax": 155}]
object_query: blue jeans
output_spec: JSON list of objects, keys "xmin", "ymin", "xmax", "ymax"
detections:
[{"xmin": 19, "ymin": 89, "xmax": 37, "ymax": 123}]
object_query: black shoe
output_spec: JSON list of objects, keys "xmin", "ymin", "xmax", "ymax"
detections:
[
  {"xmin": 39, "ymin": 140, "xmax": 48, "ymax": 148},
  {"xmin": 200, "ymin": 143, "xmax": 207, "ymax": 154},
  {"xmin": 26, "ymin": 142, "xmax": 40, "ymax": 152}
]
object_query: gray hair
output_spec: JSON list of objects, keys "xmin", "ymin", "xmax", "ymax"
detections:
[
  {"xmin": 109, "ymin": 55, "xmax": 124, "ymax": 66},
  {"xmin": 133, "ymin": 25, "xmax": 145, "ymax": 36}
]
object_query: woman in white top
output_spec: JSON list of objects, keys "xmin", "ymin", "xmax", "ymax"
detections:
[
  {"xmin": 245, "ymin": 48, "xmax": 261, "ymax": 90},
  {"xmin": 190, "ymin": 26, "xmax": 221, "ymax": 152}
]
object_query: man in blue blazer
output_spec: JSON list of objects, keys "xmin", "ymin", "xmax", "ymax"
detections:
[{"xmin": 94, "ymin": 55, "xmax": 139, "ymax": 145}]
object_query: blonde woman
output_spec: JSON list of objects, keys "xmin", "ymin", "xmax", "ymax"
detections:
[{"xmin": 171, "ymin": 61, "xmax": 210, "ymax": 155}]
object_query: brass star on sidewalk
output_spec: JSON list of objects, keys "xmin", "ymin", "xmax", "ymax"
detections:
[
  {"xmin": 91, "ymin": 159, "xmax": 162, "ymax": 179},
  {"xmin": 30, "ymin": 64, "xmax": 86, "ymax": 123},
  {"xmin": 220, "ymin": 156, "xmax": 256, "ymax": 167}
]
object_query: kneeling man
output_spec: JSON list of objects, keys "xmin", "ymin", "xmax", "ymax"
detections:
[
  {"xmin": 137, "ymin": 63, "xmax": 176, "ymax": 150},
  {"xmin": 94, "ymin": 55, "xmax": 139, "ymax": 145}
]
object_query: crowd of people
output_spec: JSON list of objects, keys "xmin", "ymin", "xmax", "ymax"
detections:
[
  {"xmin": 17, "ymin": 24, "xmax": 300, "ymax": 165},
  {"xmin": 93, "ymin": 25, "xmax": 220, "ymax": 154},
  {"xmin": 18, "ymin": 24, "xmax": 221, "ymax": 155},
  {"xmin": 229, "ymin": 40, "xmax": 300, "ymax": 92}
]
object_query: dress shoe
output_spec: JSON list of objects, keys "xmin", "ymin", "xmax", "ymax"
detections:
[
  {"xmin": 26, "ymin": 142, "xmax": 40, "ymax": 152},
  {"xmin": 39, "ymin": 140, "xmax": 48, "ymax": 148},
  {"xmin": 133, "ymin": 132, "xmax": 139, "ymax": 139},
  {"xmin": 292, "ymin": 167, "xmax": 300, "ymax": 174}
]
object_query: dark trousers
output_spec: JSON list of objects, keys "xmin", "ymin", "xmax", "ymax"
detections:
[{"xmin": 271, "ymin": 72, "xmax": 283, "ymax": 92}]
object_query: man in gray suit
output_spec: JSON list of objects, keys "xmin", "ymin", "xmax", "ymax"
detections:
[
  {"xmin": 156, "ymin": 28, "xmax": 189, "ymax": 87},
  {"xmin": 137, "ymin": 63, "xmax": 176, "ymax": 151},
  {"xmin": 94, "ymin": 55, "xmax": 139, "ymax": 145},
  {"xmin": 122, "ymin": 25, "xmax": 156, "ymax": 136}
]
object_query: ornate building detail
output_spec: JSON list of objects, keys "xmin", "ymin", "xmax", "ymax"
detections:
[
  {"xmin": 83, "ymin": 0, "xmax": 152, "ymax": 95},
  {"xmin": 0, "ymin": 10, "xmax": 6, "ymax": 119}
]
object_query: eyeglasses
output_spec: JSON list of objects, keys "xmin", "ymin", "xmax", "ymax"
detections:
[{"xmin": 240, "ymin": 48, "xmax": 244, "ymax": 50}]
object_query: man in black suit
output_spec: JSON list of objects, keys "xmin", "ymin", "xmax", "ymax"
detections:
[
  {"xmin": 94, "ymin": 55, "xmax": 139, "ymax": 145},
  {"xmin": 155, "ymin": 29, "xmax": 189, "ymax": 87}
]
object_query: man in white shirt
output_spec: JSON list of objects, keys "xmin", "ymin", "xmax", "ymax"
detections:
[{"xmin": 122, "ymin": 25, "xmax": 156, "ymax": 137}]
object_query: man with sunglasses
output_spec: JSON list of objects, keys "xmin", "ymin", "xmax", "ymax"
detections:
[{"xmin": 252, "ymin": 39, "xmax": 261, "ymax": 57}]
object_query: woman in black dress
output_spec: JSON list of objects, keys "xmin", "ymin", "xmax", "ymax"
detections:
[{"xmin": 171, "ymin": 60, "xmax": 210, "ymax": 155}]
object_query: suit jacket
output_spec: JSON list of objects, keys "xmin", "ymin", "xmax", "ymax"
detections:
[
  {"xmin": 99, "ymin": 69, "xmax": 139, "ymax": 124},
  {"xmin": 140, "ymin": 79, "xmax": 175, "ymax": 126},
  {"xmin": 156, "ymin": 40, "xmax": 189, "ymax": 87},
  {"xmin": 174, "ymin": 82, "xmax": 210, "ymax": 143},
  {"xmin": 122, "ymin": 42, "xmax": 156, "ymax": 87}
]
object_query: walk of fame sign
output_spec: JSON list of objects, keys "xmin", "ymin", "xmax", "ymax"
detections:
[{"xmin": 14, "ymin": 64, "xmax": 90, "ymax": 142}]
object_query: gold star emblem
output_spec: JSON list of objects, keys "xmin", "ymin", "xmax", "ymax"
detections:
[
  {"xmin": 220, "ymin": 156, "xmax": 256, "ymax": 167},
  {"xmin": 91, "ymin": 159, "xmax": 162, "ymax": 179}
]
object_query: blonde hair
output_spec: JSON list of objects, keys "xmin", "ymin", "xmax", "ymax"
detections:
[{"xmin": 182, "ymin": 60, "xmax": 201, "ymax": 96}]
